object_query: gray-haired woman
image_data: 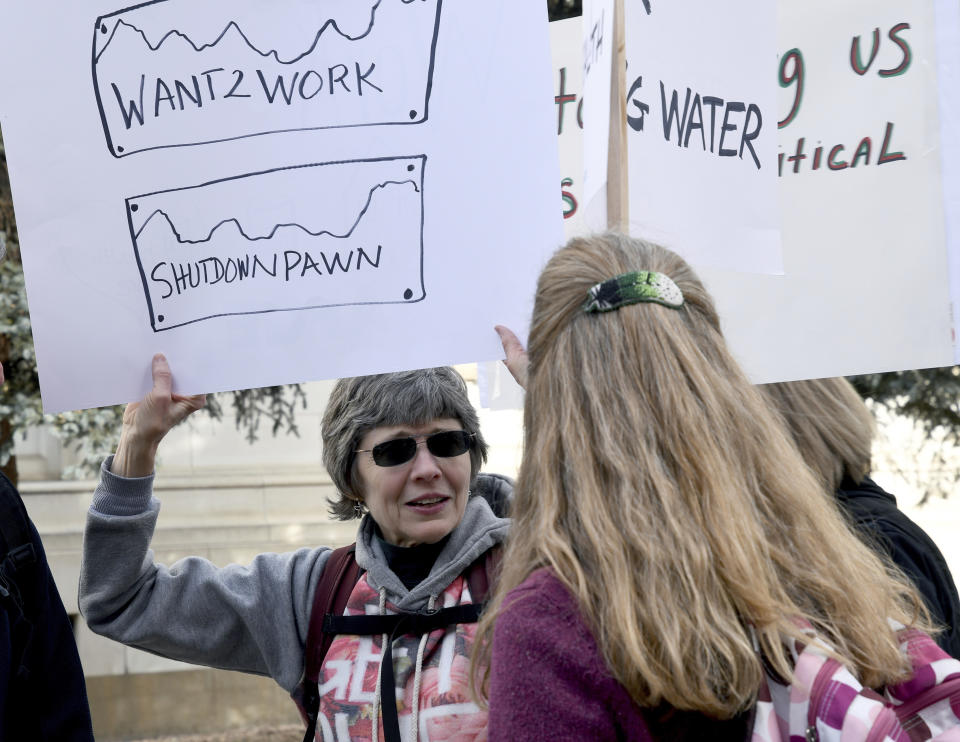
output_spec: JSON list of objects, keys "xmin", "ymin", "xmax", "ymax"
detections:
[{"xmin": 79, "ymin": 355, "xmax": 510, "ymax": 742}]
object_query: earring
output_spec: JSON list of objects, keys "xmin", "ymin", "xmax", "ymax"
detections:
[{"xmin": 354, "ymin": 501, "xmax": 364, "ymax": 517}]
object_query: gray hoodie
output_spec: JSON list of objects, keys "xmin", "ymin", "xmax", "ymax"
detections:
[{"xmin": 79, "ymin": 458, "xmax": 511, "ymax": 694}]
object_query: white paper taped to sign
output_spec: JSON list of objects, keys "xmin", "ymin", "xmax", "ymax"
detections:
[
  {"xmin": 623, "ymin": 0, "xmax": 783, "ymax": 275},
  {"xmin": 92, "ymin": 0, "xmax": 442, "ymax": 157}
]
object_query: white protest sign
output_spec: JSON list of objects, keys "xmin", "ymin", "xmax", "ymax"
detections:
[
  {"xmin": 522, "ymin": 4, "xmax": 954, "ymax": 393},
  {"xmin": 0, "ymin": 0, "xmax": 563, "ymax": 413},
  {"xmin": 623, "ymin": 0, "xmax": 783, "ymax": 275},
  {"xmin": 552, "ymin": 18, "xmax": 588, "ymax": 240},
  {"xmin": 701, "ymin": 0, "xmax": 954, "ymax": 382},
  {"xmin": 481, "ymin": 17, "xmax": 586, "ymax": 410},
  {"xmin": 581, "ymin": 0, "xmax": 614, "ymax": 231},
  {"xmin": 937, "ymin": 0, "xmax": 960, "ymax": 363}
]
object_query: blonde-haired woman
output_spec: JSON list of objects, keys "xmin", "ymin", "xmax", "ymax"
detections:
[
  {"xmin": 474, "ymin": 233, "xmax": 931, "ymax": 739},
  {"xmin": 760, "ymin": 377, "xmax": 960, "ymax": 657}
]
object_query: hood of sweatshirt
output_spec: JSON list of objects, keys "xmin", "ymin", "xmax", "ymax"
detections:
[{"xmin": 353, "ymin": 473, "xmax": 511, "ymax": 611}]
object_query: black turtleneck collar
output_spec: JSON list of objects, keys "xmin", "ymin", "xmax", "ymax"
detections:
[{"xmin": 374, "ymin": 529, "xmax": 452, "ymax": 590}]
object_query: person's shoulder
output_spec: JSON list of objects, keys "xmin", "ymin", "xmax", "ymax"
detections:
[
  {"xmin": 475, "ymin": 472, "xmax": 514, "ymax": 491},
  {"xmin": 508, "ymin": 567, "xmax": 567, "ymax": 596},
  {"xmin": 0, "ymin": 470, "xmax": 23, "ymax": 503},
  {"xmin": 492, "ymin": 568, "xmax": 625, "ymax": 712},
  {"xmin": 0, "ymin": 471, "xmax": 38, "ymax": 552},
  {"xmin": 506, "ymin": 566, "xmax": 563, "ymax": 595},
  {"xmin": 500, "ymin": 568, "xmax": 581, "ymax": 625},
  {"xmin": 836, "ymin": 475, "xmax": 897, "ymax": 511},
  {"xmin": 840, "ymin": 477, "xmax": 939, "ymax": 547},
  {"xmin": 473, "ymin": 472, "xmax": 514, "ymax": 518}
]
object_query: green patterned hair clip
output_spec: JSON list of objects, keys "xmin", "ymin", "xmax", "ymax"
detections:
[{"xmin": 582, "ymin": 271, "xmax": 684, "ymax": 313}]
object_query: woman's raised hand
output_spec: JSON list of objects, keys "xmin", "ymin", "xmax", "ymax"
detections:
[
  {"xmin": 111, "ymin": 354, "xmax": 207, "ymax": 478},
  {"xmin": 494, "ymin": 325, "xmax": 529, "ymax": 391}
]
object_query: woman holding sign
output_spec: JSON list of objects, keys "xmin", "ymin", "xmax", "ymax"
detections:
[
  {"xmin": 473, "ymin": 233, "xmax": 953, "ymax": 740},
  {"xmin": 80, "ymin": 362, "xmax": 510, "ymax": 742}
]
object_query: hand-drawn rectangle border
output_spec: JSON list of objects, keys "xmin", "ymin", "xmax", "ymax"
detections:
[
  {"xmin": 126, "ymin": 154, "xmax": 427, "ymax": 332},
  {"xmin": 92, "ymin": 0, "xmax": 443, "ymax": 157}
]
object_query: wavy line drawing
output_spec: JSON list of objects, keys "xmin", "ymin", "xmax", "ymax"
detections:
[
  {"xmin": 95, "ymin": 0, "xmax": 423, "ymax": 65},
  {"xmin": 92, "ymin": 0, "xmax": 443, "ymax": 157},
  {"xmin": 127, "ymin": 155, "xmax": 427, "ymax": 332},
  {"xmin": 134, "ymin": 180, "xmax": 420, "ymax": 242}
]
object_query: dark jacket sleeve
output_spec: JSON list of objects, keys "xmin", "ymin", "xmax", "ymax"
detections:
[
  {"xmin": 838, "ymin": 477, "xmax": 960, "ymax": 658},
  {"xmin": 873, "ymin": 519, "xmax": 960, "ymax": 657},
  {"xmin": 1, "ymin": 474, "xmax": 95, "ymax": 741}
]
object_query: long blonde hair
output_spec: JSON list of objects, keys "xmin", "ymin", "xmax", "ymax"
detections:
[
  {"xmin": 759, "ymin": 377, "xmax": 875, "ymax": 491},
  {"xmin": 473, "ymin": 234, "xmax": 926, "ymax": 717}
]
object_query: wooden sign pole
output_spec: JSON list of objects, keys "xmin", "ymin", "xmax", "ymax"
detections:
[{"xmin": 606, "ymin": 0, "xmax": 629, "ymax": 233}]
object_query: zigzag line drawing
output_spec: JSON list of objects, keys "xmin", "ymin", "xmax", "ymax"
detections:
[
  {"xmin": 92, "ymin": 0, "xmax": 443, "ymax": 157},
  {"xmin": 134, "ymin": 180, "xmax": 420, "ymax": 242},
  {"xmin": 126, "ymin": 155, "xmax": 428, "ymax": 332},
  {"xmin": 95, "ymin": 0, "xmax": 423, "ymax": 64}
]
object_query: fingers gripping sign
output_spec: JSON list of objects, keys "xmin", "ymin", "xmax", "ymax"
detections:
[
  {"xmin": 112, "ymin": 354, "xmax": 206, "ymax": 478},
  {"xmin": 494, "ymin": 325, "xmax": 529, "ymax": 391},
  {"xmin": 136, "ymin": 354, "xmax": 206, "ymax": 433}
]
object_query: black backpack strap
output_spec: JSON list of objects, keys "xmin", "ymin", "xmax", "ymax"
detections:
[
  {"xmin": 466, "ymin": 543, "xmax": 503, "ymax": 605},
  {"xmin": 341, "ymin": 544, "xmax": 503, "ymax": 742},
  {"xmin": 335, "ymin": 604, "xmax": 483, "ymax": 742},
  {"xmin": 299, "ymin": 543, "xmax": 361, "ymax": 742},
  {"xmin": 299, "ymin": 542, "xmax": 501, "ymax": 742}
]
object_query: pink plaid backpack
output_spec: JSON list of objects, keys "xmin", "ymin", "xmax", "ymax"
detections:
[{"xmin": 751, "ymin": 623, "xmax": 960, "ymax": 742}]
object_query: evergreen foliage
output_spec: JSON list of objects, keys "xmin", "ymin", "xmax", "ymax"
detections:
[{"xmin": 850, "ymin": 368, "xmax": 960, "ymax": 502}]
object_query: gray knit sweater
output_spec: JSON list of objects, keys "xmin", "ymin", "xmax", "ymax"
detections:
[{"xmin": 79, "ymin": 458, "xmax": 511, "ymax": 693}]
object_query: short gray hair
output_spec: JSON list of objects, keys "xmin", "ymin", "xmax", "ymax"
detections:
[{"xmin": 322, "ymin": 367, "xmax": 488, "ymax": 520}]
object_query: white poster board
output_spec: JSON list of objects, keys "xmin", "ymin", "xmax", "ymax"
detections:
[
  {"xmin": 580, "ymin": 0, "xmax": 614, "ymax": 231},
  {"xmin": 485, "ymin": 3, "xmax": 957, "ymax": 407},
  {"xmin": 702, "ymin": 0, "xmax": 954, "ymax": 382},
  {"xmin": 480, "ymin": 17, "xmax": 587, "ymax": 410},
  {"xmin": 552, "ymin": 18, "xmax": 589, "ymax": 240},
  {"xmin": 624, "ymin": 0, "xmax": 783, "ymax": 274},
  {"xmin": 0, "ymin": 0, "xmax": 563, "ymax": 413},
  {"xmin": 937, "ymin": 0, "xmax": 960, "ymax": 363}
]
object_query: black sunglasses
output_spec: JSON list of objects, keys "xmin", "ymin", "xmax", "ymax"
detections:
[{"xmin": 355, "ymin": 430, "xmax": 474, "ymax": 467}]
